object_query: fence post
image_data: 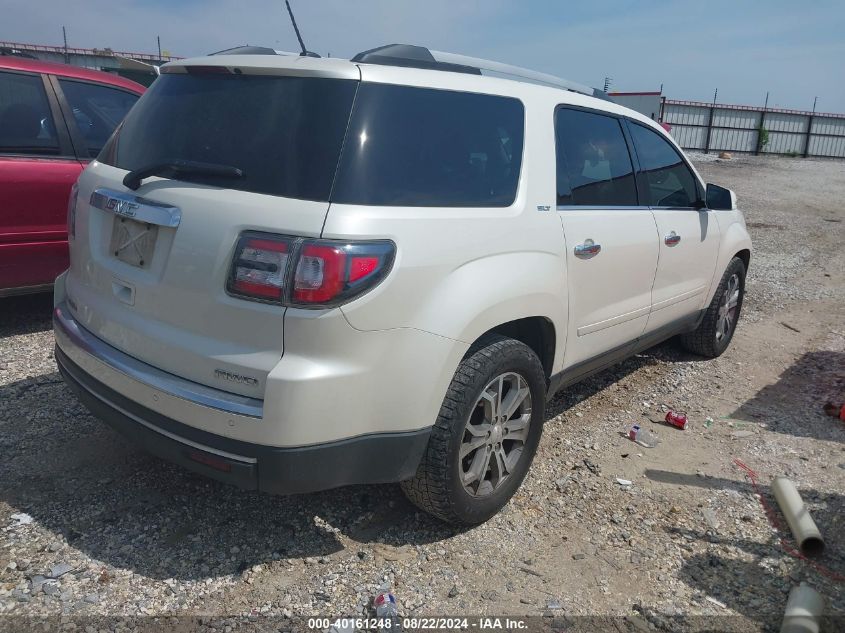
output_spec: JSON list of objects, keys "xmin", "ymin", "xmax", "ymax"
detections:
[
  {"xmin": 704, "ymin": 107, "xmax": 714, "ymax": 154},
  {"xmin": 803, "ymin": 115, "xmax": 814, "ymax": 158},
  {"xmin": 755, "ymin": 110, "xmax": 766, "ymax": 155}
]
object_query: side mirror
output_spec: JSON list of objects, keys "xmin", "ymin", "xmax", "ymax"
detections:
[{"xmin": 706, "ymin": 183, "xmax": 737, "ymax": 210}]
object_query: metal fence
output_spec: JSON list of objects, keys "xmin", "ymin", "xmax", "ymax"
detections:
[{"xmin": 661, "ymin": 99, "xmax": 845, "ymax": 158}]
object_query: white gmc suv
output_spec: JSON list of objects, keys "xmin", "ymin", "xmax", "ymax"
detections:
[{"xmin": 53, "ymin": 45, "xmax": 751, "ymax": 524}]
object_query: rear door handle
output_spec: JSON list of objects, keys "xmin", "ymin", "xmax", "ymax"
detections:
[
  {"xmin": 664, "ymin": 231, "xmax": 681, "ymax": 246},
  {"xmin": 574, "ymin": 239, "xmax": 601, "ymax": 259}
]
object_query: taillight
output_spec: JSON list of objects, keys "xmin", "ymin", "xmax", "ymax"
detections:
[
  {"xmin": 67, "ymin": 182, "xmax": 79, "ymax": 239},
  {"xmin": 226, "ymin": 232, "xmax": 394, "ymax": 308},
  {"xmin": 293, "ymin": 243, "xmax": 346, "ymax": 303},
  {"xmin": 227, "ymin": 234, "xmax": 292, "ymax": 301}
]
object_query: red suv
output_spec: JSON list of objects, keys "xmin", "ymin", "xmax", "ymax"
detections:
[{"xmin": 0, "ymin": 57, "xmax": 144, "ymax": 297}]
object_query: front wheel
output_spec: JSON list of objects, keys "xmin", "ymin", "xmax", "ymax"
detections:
[
  {"xmin": 681, "ymin": 256, "xmax": 746, "ymax": 358},
  {"xmin": 401, "ymin": 334, "xmax": 546, "ymax": 525}
]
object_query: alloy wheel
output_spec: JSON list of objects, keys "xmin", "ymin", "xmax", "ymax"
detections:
[
  {"xmin": 460, "ymin": 372, "xmax": 532, "ymax": 497},
  {"xmin": 716, "ymin": 273, "xmax": 740, "ymax": 342}
]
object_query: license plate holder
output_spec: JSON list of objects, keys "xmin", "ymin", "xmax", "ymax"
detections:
[{"xmin": 109, "ymin": 217, "xmax": 159, "ymax": 269}]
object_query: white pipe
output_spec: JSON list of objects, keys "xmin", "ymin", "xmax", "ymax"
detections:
[
  {"xmin": 771, "ymin": 477, "xmax": 824, "ymax": 557},
  {"xmin": 780, "ymin": 583, "xmax": 824, "ymax": 633}
]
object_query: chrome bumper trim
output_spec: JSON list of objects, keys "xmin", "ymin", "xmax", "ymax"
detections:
[{"xmin": 53, "ymin": 303, "xmax": 263, "ymax": 418}]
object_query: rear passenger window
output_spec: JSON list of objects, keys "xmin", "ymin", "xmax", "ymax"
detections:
[
  {"xmin": 629, "ymin": 123, "xmax": 700, "ymax": 208},
  {"xmin": 59, "ymin": 79, "xmax": 138, "ymax": 158},
  {"xmin": 555, "ymin": 108, "xmax": 637, "ymax": 206},
  {"xmin": 0, "ymin": 71, "xmax": 59, "ymax": 155}
]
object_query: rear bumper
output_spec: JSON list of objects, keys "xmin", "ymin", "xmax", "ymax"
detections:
[{"xmin": 53, "ymin": 305, "xmax": 431, "ymax": 494}]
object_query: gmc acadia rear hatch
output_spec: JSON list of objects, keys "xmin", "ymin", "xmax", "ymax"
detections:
[{"xmin": 66, "ymin": 58, "xmax": 359, "ymax": 397}]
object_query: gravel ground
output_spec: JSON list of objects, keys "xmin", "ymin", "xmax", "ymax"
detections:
[{"xmin": 1, "ymin": 155, "xmax": 843, "ymax": 632}]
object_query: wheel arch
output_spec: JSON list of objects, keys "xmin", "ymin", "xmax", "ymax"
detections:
[
  {"xmin": 473, "ymin": 316, "xmax": 557, "ymax": 384},
  {"xmin": 735, "ymin": 248, "xmax": 751, "ymax": 274},
  {"xmin": 707, "ymin": 219, "xmax": 752, "ymax": 305}
]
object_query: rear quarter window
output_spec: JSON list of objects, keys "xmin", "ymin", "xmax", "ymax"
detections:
[{"xmin": 331, "ymin": 83, "xmax": 524, "ymax": 207}]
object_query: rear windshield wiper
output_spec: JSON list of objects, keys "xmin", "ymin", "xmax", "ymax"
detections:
[{"xmin": 123, "ymin": 159, "xmax": 244, "ymax": 190}]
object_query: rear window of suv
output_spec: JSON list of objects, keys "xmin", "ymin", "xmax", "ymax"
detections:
[
  {"xmin": 100, "ymin": 73, "xmax": 524, "ymax": 207},
  {"xmin": 100, "ymin": 73, "xmax": 358, "ymax": 201}
]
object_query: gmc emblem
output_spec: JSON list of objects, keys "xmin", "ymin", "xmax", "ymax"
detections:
[{"xmin": 106, "ymin": 198, "xmax": 139, "ymax": 218}]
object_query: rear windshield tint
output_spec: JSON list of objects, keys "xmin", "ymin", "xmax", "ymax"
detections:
[
  {"xmin": 99, "ymin": 73, "xmax": 357, "ymax": 201},
  {"xmin": 332, "ymin": 83, "xmax": 524, "ymax": 207}
]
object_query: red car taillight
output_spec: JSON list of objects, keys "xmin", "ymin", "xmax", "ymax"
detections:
[
  {"xmin": 293, "ymin": 243, "xmax": 346, "ymax": 303},
  {"xmin": 229, "ymin": 236, "xmax": 291, "ymax": 301},
  {"xmin": 226, "ymin": 232, "xmax": 395, "ymax": 308}
]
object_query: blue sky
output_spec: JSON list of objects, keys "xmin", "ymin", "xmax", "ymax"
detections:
[{"xmin": 4, "ymin": 0, "xmax": 844, "ymax": 112}]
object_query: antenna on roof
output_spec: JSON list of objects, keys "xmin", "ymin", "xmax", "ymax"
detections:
[{"xmin": 284, "ymin": 0, "xmax": 320, "ymax": 58}]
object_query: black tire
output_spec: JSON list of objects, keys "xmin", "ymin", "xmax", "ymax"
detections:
[
  {"xmin": 401, "ymin": 334, "xmax": 546, "ymax": 525},
  {"xmin": 681, "ymin": 256, "xmax": 746, "ymax": 358}
]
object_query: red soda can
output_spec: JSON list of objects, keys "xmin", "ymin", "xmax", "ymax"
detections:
[{"xmin": 665, "ymin": 410, "xmax": 688, "ymax": 430}]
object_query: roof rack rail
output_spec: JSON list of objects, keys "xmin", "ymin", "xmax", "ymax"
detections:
[
  {"xmin": 432, "ymin": 50, "xmax": 610, "ymax": 100},
  {"xmin": 351, "ymin": 44, "xmax": 610, "ymax": 101},
  {"xmin": 351, "ymin": 44, "xmax": 480, "ymax": 76},
  {"xmin": 210, "ymin": 45, "xmax": 299, "ymax": 57}
]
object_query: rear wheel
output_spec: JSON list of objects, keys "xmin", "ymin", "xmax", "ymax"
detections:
[
  {"xmin": 401, "ymin": 334, "xmax": 546, "ymax": 525},
  {"xmin": 681, "ymin": 256, "xmax": 746, "ymax": 358}
]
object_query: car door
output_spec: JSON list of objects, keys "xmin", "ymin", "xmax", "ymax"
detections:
[
  {"xmin": 0, "ymin": 69, "xmax": 82, "ymax": 293},
  {"xmin": 626, "ymin": 121, "xmax": 720, "ymax": 332},
  {"xmin": 555, "ymin": 107, "xmax": 659, "ymax": 369}
]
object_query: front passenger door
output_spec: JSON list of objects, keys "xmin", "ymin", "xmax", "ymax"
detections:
[
  {"xmin": 555, "ymin": 107, "xmax": 659, "ymax": 369},
  {"xmin": 627, "ymin": 122, "xmax": 720, "ymax": 332}
]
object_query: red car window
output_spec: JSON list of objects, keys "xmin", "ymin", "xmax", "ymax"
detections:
[
  {"xmin": 0, "ymin": 71, "xmax": 60, "ymax": 155},
  {"xmin": 58, "ymin": 79, "xmax": 139, "ymax": 158}
]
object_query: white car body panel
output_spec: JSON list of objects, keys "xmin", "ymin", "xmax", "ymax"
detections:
[
  {"xmin": 555, "ymin": 208, "xmax": 657, "ymax": 366},
  {"xmin": 647, "ymin": 208, "xmax": 721, "ymax": 330},
  {"xmin": 67, "ymin": 162, "xmax": 332, "ymax": 397}
]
